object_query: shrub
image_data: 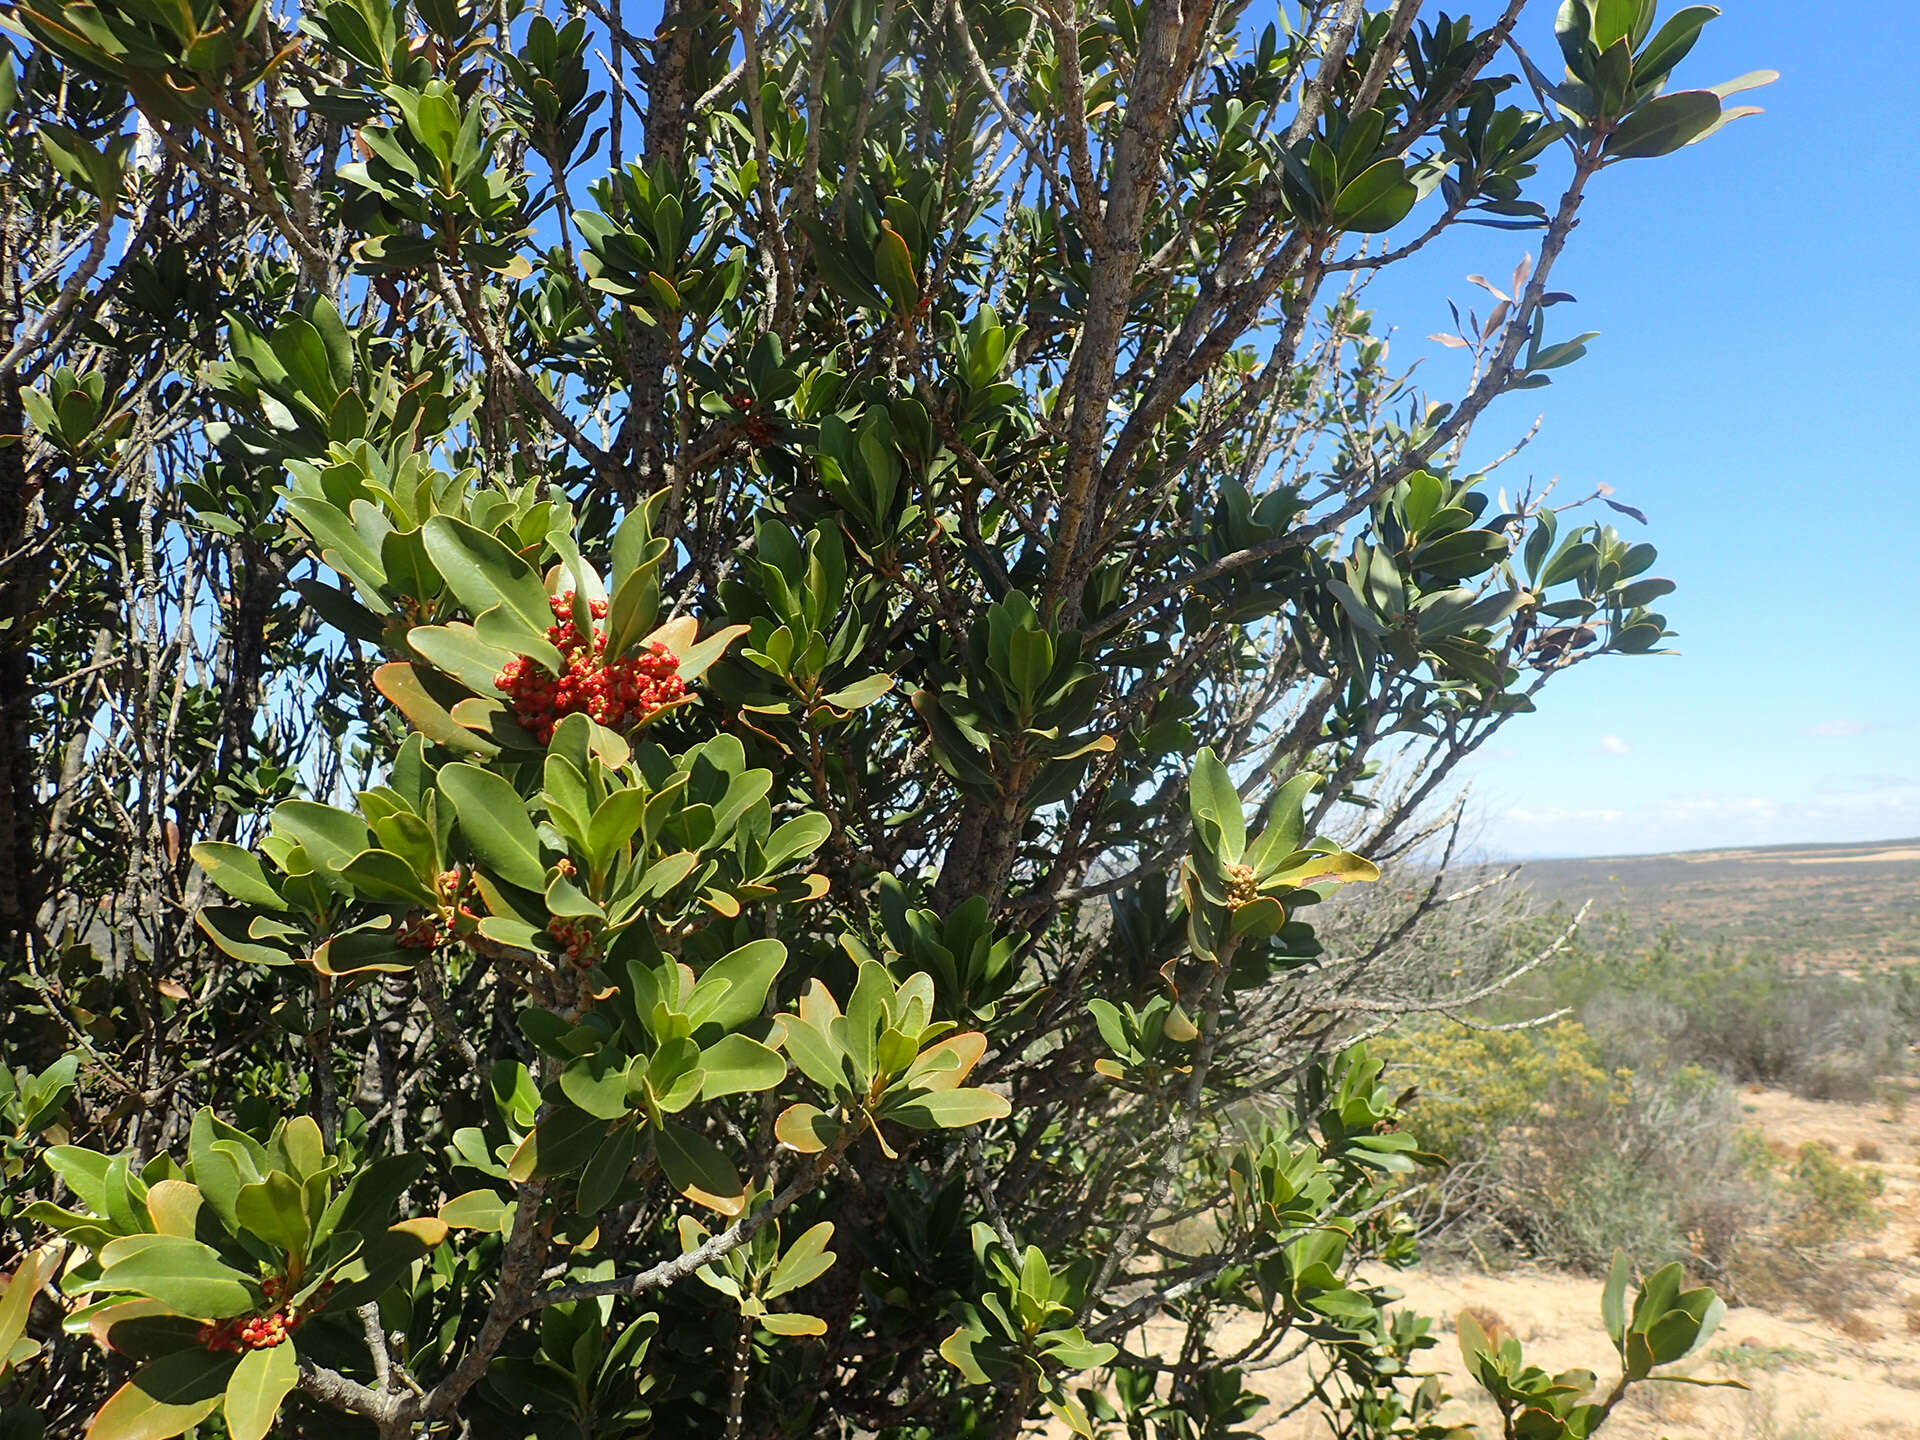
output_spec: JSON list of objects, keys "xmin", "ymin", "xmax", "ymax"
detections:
[
  {"xmin": 1774, "ymin": 1142, "xmax": 1884, "ymax": 1249},
  {"xmin": 1539, "ymin": 930, "xmax": 1911, "ymax": 1100},
  {"xmin": 1389, "ymin": 1012, "xmax": 1892, "ymax": 1321},
  {"xmin": 1389, "ymin": 1017, "xmax": 1763, "ymax": 1276},
  {"xmin": 0, "ymin": 0, "xmax": 1766, "ymax": 1436}
]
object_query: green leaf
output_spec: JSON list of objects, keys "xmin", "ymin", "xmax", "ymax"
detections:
[
  {"xmin": 0, "ymin": 1250, "xmax": 48, "ymax": 1369},
  {"xmin": 773, "ymin": 1102, "xmax": 841, "ymax": 1154},
  {"xmin": 698, "ymin": 1034, "xmax": 787, "ymax": 1099},
  {"xmin": 765, "ymin": 1221, "xmax": 836, "ymax": 1299},
  {"xmin": 1601, "ymin": 1249, "xmax": 1631, "ymax": 1348},
  {"xmin": 421, "ymin": 515, "xmax": 554, "ymax": 641},
  {"xmin": 1188, "ymin": 748, "xmax": 1245, "ymax": 861},
  {"xmin": 88, "ymin": 1348, "xmax": 234, "ymax": 1440},
  {"xmin": 577, "ymin": 1122, "xmax": 639, "ymax": 1214},
  {"xmin": 1591, "ymin": 0, "xmax": 1641, "ymax": 48},
  {"xmin": 190, "ymin": 843, "xmax": 287, "ymax": 910},
  {"xmin": 37, "ymin": 121, "xmax": 124, "ymax": 202},
  {"xmin": 1246, "ymin": 772, "xmax": 1318, "ymax": 878},
  {"xmin": 654, "ymin": 1122, "xmax": 746, "ymax": 1215},
  {"xmin": 586, "ymin": 787, "xmax": 650, "ymax": 869},
  {"xmin": 1605, "ymin": 91, "xmax": 1722, "ymax": 160},
  {"xmin": 374, "ymin": 661, "xmax": 499, "ymax": 755},
  {"xmin": 272, "ymin": 801, "xmax": 369, "ymax": 878},
  {"xmin": 97, "ymin": 1236, "xmax": 255, "ymax": 1319},
  {"xmin": 326, "ymin": 1218, "xmax": 448, "ymax": 1308},
  {"xmin": 817, "ymin": 673, "xmax": 894, "ymax": 712},
  {"xmin": 687, "ymin": 939, "xmax": 787, "ymax": 1036},
  {"xmin": 1645, "ymin": 1308, "xmax": 1705, "ymax": 1365},
  {"xmin": 761, "ymin": 813, "xmax": 831, "ymax": 872},
  {"xmin": 438, "ymin": 763, "xmax": 547, "ymax": 891},
  {"xmin": 235, "ymin": 1172, "xmax": 310, "ymax": 1261},
  {"xmin": 286, "ymin": 498, "xmax": 388, "ymax": 598},
  {"xmin": 1631, "ymin": 5, "xmax": 1718, "ymax": 89},
  {"xmin": 1038, "ymin": 1327, "xmax": 1117, "ymax": 1371},
  {"xmin": 873, "ymin": 222, "xmax": 919, "ymax": 311},
  {"xmin": 939, "ymin": 1325, "xmax": 993, "ymax": 1383},
  {"xmin": 758, "ymin": 1312, "xmax": 826, "ymax": 1337},
  {"xmin": 885, "ymin": 1088, "xmax": 1011, "ymax": 1130},
  {"xmin": 507, "ymin": 1106, "xmax": 609, "ymax": 1182},
  {"xmin": 339, "ymin": 849, "xmax": 435, "ymax": 906},
  {"xmin": 438, "ymin": 1189, "xmax": 512, "ymax": 1232},
  {"xmin": 559, "ymin": 1051, "xmax": 633, "ymax": 1121},
  {"xmin": 1539, "ymin": 539, "xmax": 1599, "ymax": 589},
  {"xmin": 223, "ymin": 1341, "xmax": 297, "ymax": 1440},
  {"xmin": 1331, "ymin": 158, "xmax": 1418, "ymax": 233},
  {"xmin": 1229, "ymin": 895, "xmax": 1286, "ymax": 939},
  {"xmin": 406, "ymin": 623, "xmax": 520, "ymax": 694}
]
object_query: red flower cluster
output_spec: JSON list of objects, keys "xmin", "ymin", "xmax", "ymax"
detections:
[
  {"xmin": 727, "ymin": 390, "xmax": 776, "ymax": 447},
  {"xmin": 494, "ymin": 593, "xmax": 686, "ymax": 745},
  {"xmin": 197, "ymin": 1278, "xmax": 332, "ymax": 1353},
  {"xmin": 397, "ymin": 869, "xmax": 480, "ymax": 950},
  {"xmin": 547, "ymin": 915, "xmax": 597, "ymax": 966}
]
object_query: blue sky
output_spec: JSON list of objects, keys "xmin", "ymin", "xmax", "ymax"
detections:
[
  {"xmin": 577, "ymin": 3, "xmax": 1909, "ymax": 859},
  {"xmin": 1364, "ymin": 1, "xmax": 1919, "ymax": 857}
]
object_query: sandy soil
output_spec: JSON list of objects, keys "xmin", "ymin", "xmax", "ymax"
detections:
[
  {"xmin": 1784, "ymin": 849, "xmax": 1920, "ymax": 865},
  {"xmin": 1089, "ymin": 1088, "xmax": 1920, "ymax": 1439}
]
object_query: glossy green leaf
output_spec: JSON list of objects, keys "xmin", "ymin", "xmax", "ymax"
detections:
[
  {"xmin": 421, "ymin": 514, "xmax": 555, "ymax": 642},
  {"xmin": 235, "ymin": 1171, "xmax": 309, "ymax": 1261},
  {"xmin": 1188, "ymin": 747, "xmax": 1244, "ymax": 861},
  {"xmin": 223, "ymin": 1341, "xmax": 297, "ymax": 1440},
  {"xmin": 765, "ymin": 1221, "xmax": 836, "ymax": 1299},
  {"xmin": 190, "ymin": 843, "xmax": 287, "ymax": 910},
  {"xmin": 438, "ymin": 763, "xmax": 546, "ymax": 891},
  {"xmin": 687, "ymin": 939, "xmax": 786, "ymax": 1035},
  {"xmin": 1605, "ymin": 91, "xmax": 1721, "ymax": 160},
  {"xmin": 698, "ymin": 1034, "xmax": 787, "ymax": 1099},
  {"xmin": 1331, "ymin": 158, "xmax": 1418, "ymax": 233},
  {"xmin": 88, "ymin": 1348, "xmax": 233, "ymax": 1440},
  {"xmin": 97, "ymin": 1236, "xmax": 255, "ymax": 1319},
  {"xmin": 654, "ymin": 1122, "xmax": 746, "ymax": 1215},
  {"xmin": 885, "ymin": 1088, "xmax": 1011, "ymax": 1130}
]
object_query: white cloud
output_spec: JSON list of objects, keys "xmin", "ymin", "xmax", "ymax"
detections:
[
  {"xmin": 1486, "ymin": 779, "xmax": 1920, "ymax": 857},
  {"xmin": 1595, "ymin": 734, "xmax": 1631, "ymax": 756},
  {"xmin": 1809, "ymin": 720, "xmax": 1876, "ymax": 739}
]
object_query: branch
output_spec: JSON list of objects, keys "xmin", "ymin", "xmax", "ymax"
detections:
[{"xmin": 526, "ymin": 1132, "xmax": 851, "ymax": 1310}]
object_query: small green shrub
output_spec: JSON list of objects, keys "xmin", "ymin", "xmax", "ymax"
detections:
[
  {"xmin": 1533, "ymin": 929, "xmax": 1910, "ymax": 1101},
  {"xmin": 1388, "ymin": 1017, "xmax": 1889, "ymax": 1294},
  {"xmin": 1775, "ymin": 1142, "xmax": 1884, "ymax": 1248}
]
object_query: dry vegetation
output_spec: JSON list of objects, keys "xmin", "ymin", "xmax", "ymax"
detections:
[
  {"xmin": 1076, "ymin": 845, "xmax": 1920, "ymax": 1439},
  {"xmin": 1336, "ymin": 843, "xmax": 1920, "ymax": 1439}
]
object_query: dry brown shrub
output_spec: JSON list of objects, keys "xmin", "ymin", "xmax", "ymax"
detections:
[
  {"xmin": 1838, "ymin": 1313, "xmax": 1886, "ymax": 1343},
  {"xmin": 1854, "ymin": 1139, "xmax": 1885, "ymax": 1161},
  {"xmin": 1622, "ymin": 1381, "xmax": 1697, "ymax": 1423},
  {"xmin": 1904, "ymin": 1299, "xmax": 1920, "ymax": 1336}
]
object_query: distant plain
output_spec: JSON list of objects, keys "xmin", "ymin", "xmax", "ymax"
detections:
[{"xmin": 1511, "ymin": 837, "xmax": 1920, "ymax": 972}]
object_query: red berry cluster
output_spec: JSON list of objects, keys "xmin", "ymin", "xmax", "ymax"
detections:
[
  {"xmin": 197, "ymin": 1277, "xmax": 332, "ymax": 1352},
  {"xmin": 493, "ymin": 593, "xmax": 687, "ymax": 746},
  {"xmin": 547, "ymin": 915, "xmax": 598, "ymax": 966},
  {"xmin": 727, "ymin": 391, "xmax": 776, "ymax": 446},
  {"xmin": 396, "ymin": 869, "xmax": 481, "ymax": 950}
]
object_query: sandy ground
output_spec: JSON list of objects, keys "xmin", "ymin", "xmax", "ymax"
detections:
[{"xmin": 1082, "ymin": 1088, "xmax": 1920, "ymax": 1439}]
